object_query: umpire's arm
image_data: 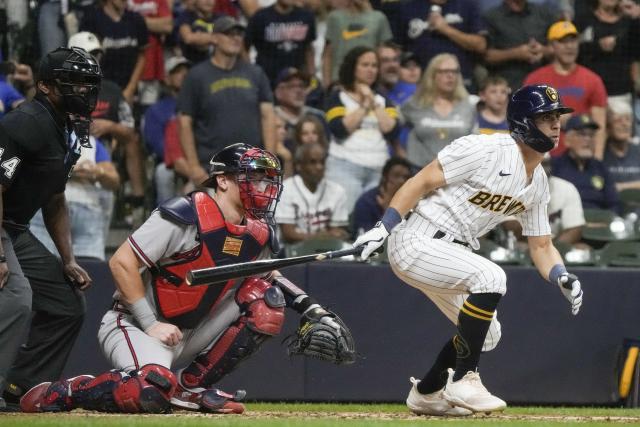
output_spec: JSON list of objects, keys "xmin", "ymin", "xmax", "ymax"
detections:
[
  {"xmin": 42, "ymin": 192, "xmax": 92, "ymax": 289},
  {"xmin": 42, "ymin": 193, "xmax": 73, "ymax": 263}
]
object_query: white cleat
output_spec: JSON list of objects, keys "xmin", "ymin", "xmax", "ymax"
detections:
[
  {"xmin": 442, "ymin": 369, "xmax": 507, "ymax": 413},
  {"xmin": 406, "ymin": 377, "xmax": 473, "ymax": 417}
]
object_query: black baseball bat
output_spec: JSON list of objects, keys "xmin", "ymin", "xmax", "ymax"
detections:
[{"xmin": 186, "ymin": 245, "xmax": 367, "ymax": 286}]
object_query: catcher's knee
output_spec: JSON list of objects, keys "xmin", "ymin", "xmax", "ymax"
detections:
[
  {"xmin": 180, "ymin": 279, "xmax": 285, "ymax": 389},
  {"xmin": 235, "ymin": 277, "xmax": 285, "ymax": 335}
]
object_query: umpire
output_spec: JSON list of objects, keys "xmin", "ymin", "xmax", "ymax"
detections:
[{"xmin": 0, "ymin": 47, "xmax": 101, "ymax": 409}]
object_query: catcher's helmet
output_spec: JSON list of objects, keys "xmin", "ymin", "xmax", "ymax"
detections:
[
  {"xmin": 507, "ymin": 84, "xmax": 573, "ymax": 153},
  {"xmin": 204, "ymin": 143, "xmax": 283, "ymax": 223},
  {"xmin": 38, "ymin": 46, "xmax": 102, "ymax": 117}
]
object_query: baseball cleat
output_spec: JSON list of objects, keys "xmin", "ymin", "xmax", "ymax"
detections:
[
  {"xmin": 20, "ymin": 375, "xmax": 95, "ymax": 413},
  {"xmin": 406, "ymin": 377, "xmax": 472, "ymax": 416},
  {"xmin": 171, "ymin": 383, "xmax": 246, "ymax": 414},
  {"xmin": 442, "ymin": 369, "xmax": 506, "ymax": 413}
]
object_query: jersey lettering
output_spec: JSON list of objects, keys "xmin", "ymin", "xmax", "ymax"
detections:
[
  {"xmin": 0, "ymin": 148, "xmax": 20, "ymax": 179},
  {"xmin": 468, "ymin": 191, "xmax": 525, "ymax": 215}
]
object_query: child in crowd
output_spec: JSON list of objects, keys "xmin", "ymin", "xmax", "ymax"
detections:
[{"xmin": 476, "ymin": 75, "xmax": 510, "ymax": 135}]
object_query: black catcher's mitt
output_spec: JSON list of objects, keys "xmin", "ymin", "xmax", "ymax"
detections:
[{"xmin": 285, "ymin": 308, "xmax": 356, "ymax": 365}]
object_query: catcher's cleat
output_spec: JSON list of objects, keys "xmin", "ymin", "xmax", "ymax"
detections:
[
  {"xmin": 442, "ymin": 369, "xmax": 506, "ymax": 413},
  {"xmin": 170, "ymin": 383, "xmax": 246, "ymax": 414},
  {"xmin": 406, "ymin": 377, "xmax": 472, "ymax": 417},
  {"xmin": 20, "ymin": 375, "xmax": 95, "ymax": 413}
]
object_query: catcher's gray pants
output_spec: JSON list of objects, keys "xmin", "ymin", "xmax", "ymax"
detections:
[
  {"xmin": 98, "ymin": 290, "xmax": 241, "ymax": 372},
  {"xmin": 0, "ymin": 228, "xmax": 85, "ymax": 396},
  {"xmin": 388, "ymin": 214, "xmax": 504, "ymax": 352}
]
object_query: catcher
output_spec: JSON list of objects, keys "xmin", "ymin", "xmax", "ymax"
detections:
[{"xmin": 20, "ymin": 143, "xmax": 355, "ymax": 414}]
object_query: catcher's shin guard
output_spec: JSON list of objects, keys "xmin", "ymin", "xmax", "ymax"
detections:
[
  {"xmin": 181, "ymin": 277, "xmax": 285, "ymax": 388},
  {"xmin": 21, "ymin": 364, "xmax": 177, "ymax": 413}
]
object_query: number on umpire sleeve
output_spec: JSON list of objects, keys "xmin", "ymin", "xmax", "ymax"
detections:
[{"xmin": 0, "ymin": 148, "xmax": 20, "ymax": 179}]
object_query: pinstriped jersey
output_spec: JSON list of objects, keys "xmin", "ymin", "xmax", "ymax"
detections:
[{"xmin": 415, "ymin": 133, "xmax": 551, "ymax": 249}]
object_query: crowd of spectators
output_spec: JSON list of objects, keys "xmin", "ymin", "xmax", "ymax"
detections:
[{"xmin": 0, "ymin": 0, "xmax": 639, "ymax": 257}]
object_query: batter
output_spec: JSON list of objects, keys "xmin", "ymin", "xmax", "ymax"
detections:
[{"xmin": 354, "ymin": 84, "xmax": 584, "ymax": 416}]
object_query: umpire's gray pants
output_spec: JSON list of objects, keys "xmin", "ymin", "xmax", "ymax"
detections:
[{"xmin": 0, "ymin": 229, "xmax": 32, "ymax": 394}]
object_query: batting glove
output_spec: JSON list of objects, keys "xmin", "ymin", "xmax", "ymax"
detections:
[
  {"xmin": 557, "ymin": 273, "xmax": 583, "ymax": 315},
  {"xmin": 353, "ymin": 222, "xmax": 389, "ymax": 260}
]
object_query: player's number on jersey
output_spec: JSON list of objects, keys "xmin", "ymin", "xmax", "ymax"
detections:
[{"xmin": 0, "ymin": 148, "xmax": 20, "ymax": 179}]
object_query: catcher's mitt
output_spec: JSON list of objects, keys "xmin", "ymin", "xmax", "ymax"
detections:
[{"xmin": 285, "ymin": 308, "xmax": 356, "ymax": 365}]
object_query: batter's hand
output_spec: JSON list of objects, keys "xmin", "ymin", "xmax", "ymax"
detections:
[
  {"xmin": 146, "ymin": 322, "xmax": 183, "ymax": 347},
  {"xmin": 557, "ymin": 273, "xmax": 583, "ymax": 315},
  {"xmin": 353, "ymin": 222, "xmax": 389, "ymax": 260},
  {"xmin": 63, "ymin": 261, "xmax": 93, "ymax": 290}
]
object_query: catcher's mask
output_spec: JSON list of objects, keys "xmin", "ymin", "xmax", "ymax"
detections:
[
  {"xmin": 38, "ymin": 47, "xmax": 102, "ymax": 120},
  {"xmin": 204, "ymin": 143, "xmax": 283, "ymax": 223}
]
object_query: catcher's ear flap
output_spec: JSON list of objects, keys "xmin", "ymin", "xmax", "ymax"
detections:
[{"xmin": 281, "ymin": 309, "xmax": 357, "ymax": 365}]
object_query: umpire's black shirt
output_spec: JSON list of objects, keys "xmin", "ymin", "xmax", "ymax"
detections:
[{"xmin": 0, "ymin": 92, "xmax": 80, "ymax": 229}]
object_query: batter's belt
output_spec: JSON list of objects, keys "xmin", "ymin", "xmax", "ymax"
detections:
[{"xmin": 406, "ymin": 211, "xmax": 470, "ymax": 248}]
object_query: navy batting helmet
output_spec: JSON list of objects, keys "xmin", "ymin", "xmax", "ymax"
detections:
[
  {"xmin": 507, "ymin": 84, "xmax": 573, "ymax": 153},
  {"xmin": 203, "ymin": 143, "xmax": 283, "ymax": 222}
]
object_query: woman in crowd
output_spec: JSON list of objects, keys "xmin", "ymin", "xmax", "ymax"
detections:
[
  {"xmin": 324, "ymin": 45, "xmax": 399, "ymax": 212},
  {"xmin": 401, "ymin": 53, "xmax": 476, "ymax": 169}
]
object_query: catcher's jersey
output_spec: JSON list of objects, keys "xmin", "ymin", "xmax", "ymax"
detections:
[{"xmin": 414, "ymin": 133, "xmax": 551, "ymax": 249}]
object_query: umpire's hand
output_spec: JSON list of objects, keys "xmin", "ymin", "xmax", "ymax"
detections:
[{"xmin": 64, "ymin": 261, "xmax": 93, "ymax": 290}]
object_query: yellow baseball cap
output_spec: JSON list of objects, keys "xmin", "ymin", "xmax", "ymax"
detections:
[{"xmin": 547, "ymin": 21, "xmax": 578, "ymax": 41}]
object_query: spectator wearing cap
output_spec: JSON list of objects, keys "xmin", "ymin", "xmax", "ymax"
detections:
[
  {"xmin": 143, "ymin": 56, "xmax": 192, "ymax": 205},
  {"xmin": 68, "ymin": 31, "xmax": 146, "ymax": 223},
  {"xmin": 178, "ymin": 16, "xmax": 276, "ymax": 186},
  {"xmin": 128, "ymin": 0, "xmax": 173, "ymax": 107},
  {"xmin": 603, "ymin": 99, "xmax": 640, "ymax": 192},
  {"xmin": 483, "ymin": 0, "xmax": 559, "ymax": 90},
  {"xmin": 274, "ymin": 67, "xmax": 326, "ymax": 147},
  {"xmin": 388, "ymin": 51, "xmax": 420, "ymax": 107},
  {"xmin": 395, "ymin": 0, "xmax": 487, "ymax": 92},
  {"xmin": 175, "ymin": 0, "xmax": 218, "ymax": 65},
  {"xmin": 80, "ymin": 0, "xmax": 149, "ymax": 105},
  {"xmin": 245, "ymin": 0, "xmax": 316, "ymax": 84},
  {"xmin": 524, "ymin": 21, "xmax": 608, "ymax": 159},
  {"xmin": 552, "ymin": 113, "xmax": 620, "ymax": 213}
]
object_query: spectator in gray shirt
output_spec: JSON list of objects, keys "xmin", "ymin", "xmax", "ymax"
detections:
[
  {"xmin": 177, "ymin": 16, "xmax": 276, "ymax": 187},
  {"xmin": 400, "ymin": 53, "xmax": 476, "ymax": 169},
  {"xmin": 483, "ymin": 0, "xmax": 559, "ymax": 91}
]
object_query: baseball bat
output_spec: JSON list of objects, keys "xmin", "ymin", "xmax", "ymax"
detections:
[{"xmin": 186, "ymin": 245, "xmax": 367, "ymax": 286}]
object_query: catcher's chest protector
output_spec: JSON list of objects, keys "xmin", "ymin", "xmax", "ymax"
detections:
[{"xmin": 152, "ymin": 192, "xmax": 269, "ymax": 328}]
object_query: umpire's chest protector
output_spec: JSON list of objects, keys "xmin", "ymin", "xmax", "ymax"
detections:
[{"xmin": 152, "ymin": 192, "xmax": 270, "ymax": 329}]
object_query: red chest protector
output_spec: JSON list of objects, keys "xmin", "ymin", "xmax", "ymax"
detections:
[{"xmin": 151, "ymin": 192, "xmax": 270, "ymax": 329}]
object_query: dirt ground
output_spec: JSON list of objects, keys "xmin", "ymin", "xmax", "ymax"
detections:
[{"xmin": 3, "ymin": 410, "xmax": 640, "ymax": 423}]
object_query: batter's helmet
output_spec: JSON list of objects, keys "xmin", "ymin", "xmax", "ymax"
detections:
[
  {"xmin": 507, "ymin": 84, "xmax": 573, "ymax": 153},
  {"xmin": 38, "ymin": 46, "xmax": 102, "ymax": 117},
  {"xmin": 204, "ymin": 143, "xmax": 283, "ymax": 223}
]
